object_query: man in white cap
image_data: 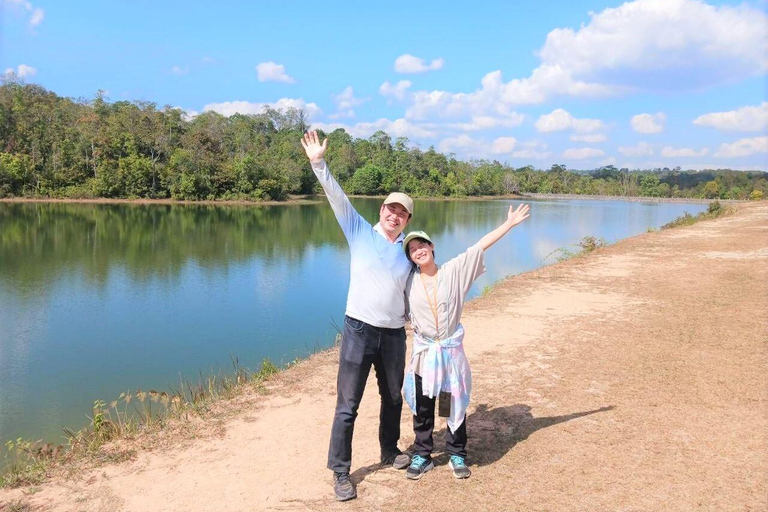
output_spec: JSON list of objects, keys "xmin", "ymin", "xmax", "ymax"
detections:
[{"xmin": 301, "ymin": 130, "xmax": 414, "ymax": 501}]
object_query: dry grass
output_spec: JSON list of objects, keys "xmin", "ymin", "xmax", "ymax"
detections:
[{"xmin": 1, "ymin": 356, "xmax": 293, "ymax": 489}]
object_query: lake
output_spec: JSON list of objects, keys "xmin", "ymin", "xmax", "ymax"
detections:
[{"xmin": 0, "ymin": 198, "xmax": 708, "ymax": 443}]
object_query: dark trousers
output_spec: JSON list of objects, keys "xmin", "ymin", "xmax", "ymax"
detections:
[
  {"xmin": 413, "ymin": 374, "xmax": 468, "ymax": 458},
  {"xmin": 327, "ymin": 316, "xmax": 406, "ymax": 473}
]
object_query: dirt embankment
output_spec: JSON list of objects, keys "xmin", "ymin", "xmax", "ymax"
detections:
[{"xmin": 2, "ymin": 203, "xmax": 766, "ymax": 512}]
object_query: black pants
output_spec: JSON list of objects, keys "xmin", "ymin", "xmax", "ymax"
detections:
[
  {"xmin": 413, "ymin": 374, "xmax": 467, "ymax": 458},
  {"xmin": 327, "ymin": 316, "xmax": 406, "ymax": 473}
]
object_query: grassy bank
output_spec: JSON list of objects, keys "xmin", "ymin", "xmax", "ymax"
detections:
[
  {"xmin": 0, "ymin": 356, "xmax": 293, "ymax": 489},
  {"xmin": 661, "ymin": 200, "xmax": 735, "ymax": 229}
]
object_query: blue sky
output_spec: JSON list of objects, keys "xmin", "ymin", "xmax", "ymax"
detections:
[{"xmin": 2, "ymin": 0, "xmax": 767, "ymax": 170}]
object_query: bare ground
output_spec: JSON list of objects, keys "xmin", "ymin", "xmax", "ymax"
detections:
[{"xmin": 2, "ymin": 203, "xmax": 766, "ymax": 512}]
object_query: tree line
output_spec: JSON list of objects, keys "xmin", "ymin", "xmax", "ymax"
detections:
[{"xmin": 1, "ymin": 81, "xmax": 766, "ymax": 201}]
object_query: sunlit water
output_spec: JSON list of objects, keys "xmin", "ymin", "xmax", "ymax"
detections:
[{"xmin": 0, "ymin": 198, "xmax": 707, "ymax": 443}]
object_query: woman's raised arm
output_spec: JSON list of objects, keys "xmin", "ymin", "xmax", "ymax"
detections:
[{"xmin": 478, "ymin": 204, "xmax": 531, "ymax": 251}]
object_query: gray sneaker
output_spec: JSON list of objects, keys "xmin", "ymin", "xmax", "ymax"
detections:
[
  {"xmin": 381, "ymin": 450, "xmax": 411, "ymax": 469},
  {"xmin": 449, "ymin": 455, "xmax": 471, "ymax": 479},
  {"xmin": 333, "ymin": 472, "xmax": 356, "ymax": 501},
  {"xmin": 405, "ymin": 454, "xmax": 434, "ymax": 480}
]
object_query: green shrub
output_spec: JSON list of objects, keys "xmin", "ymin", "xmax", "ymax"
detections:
[
  {"xmin": 349, "ymin": 164, "xmax": 383, "ymax": 195},
  {"xmin": 662, "ymin": 202, "xmax": 734, "ymax": 230}
]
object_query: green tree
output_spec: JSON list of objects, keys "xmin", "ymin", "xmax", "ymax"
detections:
[
  {"xmin": 0, "ymin": 152, "xmax": 33, "ymax": 196},
  {"xmin": 702, "ymin": 180, "xmax": 720, "ymax": 199},
  {"xmin": 640, "ymin": 174, "xmax": 662, "ymax": 197},
  {"xmin": 118, "ymin": 154, "xmax": 154, "ymax": 197},
  {"xmin": 349, "ymin": 164, "xmax": 383, "ymax": 194}
]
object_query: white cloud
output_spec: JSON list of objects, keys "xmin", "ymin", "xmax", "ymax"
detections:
[
  {"xmin": 570, "ymin": 134, "xmax": 607, "ymax": 143},
  {"xmin": 714, "ymin": 136, "xmax": 768, "ymax": 157},
  {"xmin": 437, "ymin": 114, "xmax": 525, "ymax": 132},
  {"xmin": 404, "ymin": 0, "xmax": 767, "ymax": 122},
  {"xmin": 256, "ymin": 62, "xmax": 296, "ymax": 84},
  {"xmin": 661, "ymin": 146, "xmax": 709, "ymax": 157},
  {"xmin": 174, "ymin": 107, "xmax": 200, "ymax": 122},
  {"xmin": 314, "ymin": 118, "xmax": 436, "ymax": 140},
  {"xmin": 170, "ymin": 66, "xmax": 189, "ymax": 76},
  {"xmin": 394, "ymin": 54, "xmax": 445, "ymax": 74},
  {"xmin": 512, "ymin": 149, "xmax": 551, "ymax": 160},
  {"xmin": 379, "ymin": 80, "xmax": 412, "ymax": 102},
  {"xmin": 563, "ymin": 147, "xmax": 605, "ymax": 159},
  {"xmin": 29, "ymin": 6, "xmax": 43, "ymax": 26},
  {"xmin": 631, "ymin": 113, "xmax": 666, "ymax": 134},
  {"xmin": 16, "ymin": 64, "xmax": 36, "ymax": 78},
  {"xmin": 512, "ymin": 141, "xmax": 551, "ymax": 160},
  {"xmin": 538, "ymin": 0, "xmax": 767, "ymax": 88},
  {"xmin": 203, "ymin": 98, "xmax": 322, "ymax": 118},
  {"xmin": 3, "ymin": 0, "xmax": 44, "ymax": 27},
  {"xmin": 437, "ymin": 135, "xmax": 487, "ymax": 156},
  {"xmin": 329, "ymin": 86, "xmax": 367, "ymax": 119},
  {"xmin": 435, "ymin": 135, "xmax": 520, "ymax": 158},
  {"xmin": 680, "ymin": 163, "xmax": 767, "ymax": 171},
  {"xmin": 3, "ymin": 64, "xmax": 36, "ymax": 79},
  {"xmin": 599, "ymin": 157, "xmax": 617, "ymax": 166},
  {"xmin": 406, "ymin": 68, "xmax": 612, "ymax": 120},
  {"xmin": 535, "ymin": 108, "xmax": 604, "ymax": 133},
  {"xmin": 619, "ymin": 142, "xmax": 654, "ymax": 157},
  {"xmin": 693, "ymin": 103, "xmax": 768, "ymax": 132},
  {"xmin": 491, "ymin": 137, "xmax": 518, "ymax": 154}
]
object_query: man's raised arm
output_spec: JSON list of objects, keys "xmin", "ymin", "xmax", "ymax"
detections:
[{"xmin": 301, "ymin": 130, "xmax": 367, "ymax": 239}]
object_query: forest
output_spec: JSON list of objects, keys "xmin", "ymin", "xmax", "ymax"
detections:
[{"xmin": 1, "ymin": 81, "xmax": 765, "ymax": 202}]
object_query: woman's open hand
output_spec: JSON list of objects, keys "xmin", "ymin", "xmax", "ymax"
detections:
[{"xmin": 507, "ymin": 203, "xmax": 530, "ymax": 227}]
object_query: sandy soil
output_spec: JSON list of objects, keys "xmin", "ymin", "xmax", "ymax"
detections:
[{"xmin": 2, "ymin": 203, "xmax": 766, "ymax": 512}]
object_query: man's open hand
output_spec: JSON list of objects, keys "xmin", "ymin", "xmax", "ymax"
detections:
[{"xmin": 301, "ymin": 130, "xmax": 328, "ymax": 164}]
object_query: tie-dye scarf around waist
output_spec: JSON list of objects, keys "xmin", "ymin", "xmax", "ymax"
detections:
[{"xmin": 403, "ymin": 324, "xmax": 472, "ymax": 434}]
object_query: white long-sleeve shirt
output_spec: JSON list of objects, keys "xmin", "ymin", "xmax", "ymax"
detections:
[{"xmin": 311, "ymin": 159, "xmax": 413, "ymax": 328}]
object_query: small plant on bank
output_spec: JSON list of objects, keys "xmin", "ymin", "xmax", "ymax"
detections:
[
  {"xmin": 0, "ymin": 439, "xmax": 49, "ymax": 488},
  {"xmin": 662, "ymin": 211, "xmax": 696, "ymax": 229},
  {"xmin": 577, "ymin": 236, "xmax": 607, "ymax": 253},
  {"xmin": 6, "ymin": 498, "xmax": 31, "ymax": 511},
  {"xmin": 544, "ymin": 235, "xmax": 608, "ymax": 262},
  {"xmin": 254, "ymin": 359, "xmax": 279, "ymax": 381}
]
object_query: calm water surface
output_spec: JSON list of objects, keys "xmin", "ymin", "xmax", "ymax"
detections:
[{"xmin": 0, "ymin": 198, "xmax": 707, "ymax": 443}]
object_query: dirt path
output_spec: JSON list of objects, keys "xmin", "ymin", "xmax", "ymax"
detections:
[{"xmin": 3, "ymin": 203, "xmax": 766, "ymax": 512}]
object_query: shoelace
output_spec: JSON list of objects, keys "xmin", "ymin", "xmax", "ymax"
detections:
[
  {"xmin": 410, "ymin": 454, "xmax": 428, "ymax": 468},
  {"xmin": 450, "ymin": 455, "xmax": 466, "ymax": 468},
  {"xmin": 334, "ymin": 472, "xmax": 351, "ymax": 483}
]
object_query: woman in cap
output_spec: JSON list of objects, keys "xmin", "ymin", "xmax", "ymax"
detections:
[{"xmin": 402, "ymin": 203, "xmax": 531, "ymax": 480}]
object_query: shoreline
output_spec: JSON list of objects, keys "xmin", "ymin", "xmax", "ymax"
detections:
[
  {"xmin": 522, "ymin": 192, "xmax": 742, "ymax": 203},
  {"xmin": 1, "ymin": 202, "xmax": 765, "ymax": 511},
  {"xmin": 0, "ymin": 193, "xmax": 745, "ymax": 207},
  {"xmin": 0, "ymin": 196, "xmax": 323, "ymax": 206}
]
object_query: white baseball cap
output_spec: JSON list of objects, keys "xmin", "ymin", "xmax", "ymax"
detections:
[{"xmin": 382, "ymin": 192, "xmax": 414, "ymax": 215}]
